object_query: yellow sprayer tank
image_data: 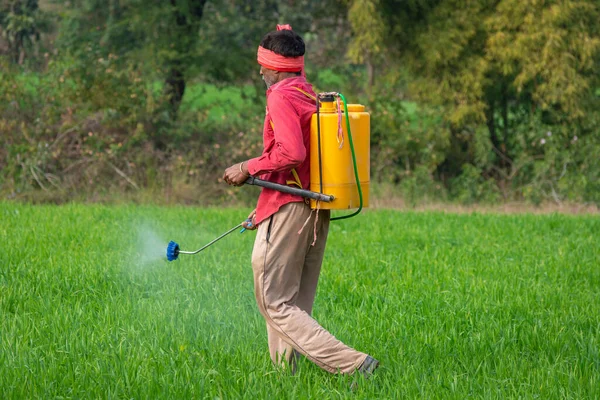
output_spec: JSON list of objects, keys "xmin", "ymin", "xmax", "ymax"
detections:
[{"xmin": 310, "ymin": 98, "xmax": 370, "ymax": 210}]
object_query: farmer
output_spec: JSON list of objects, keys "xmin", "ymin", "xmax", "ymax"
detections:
[{"xmin": 222, "ymin": 25, "xmax": 378, "ymax": 376}]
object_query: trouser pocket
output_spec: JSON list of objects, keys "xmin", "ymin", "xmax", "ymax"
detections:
[{"xmin": 266, "ymin": 216, "xmax": 274, "ymax": 243}]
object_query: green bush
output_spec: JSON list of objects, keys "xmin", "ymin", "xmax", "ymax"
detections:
[
  {"xmin": 450, "ymin": 164, "xmax": 501, "ymax": 204},
  {"xmin": 370, "ymin": 94, "xmax": 449, "ymax": 183},
  {"xmin": 399, "ymin": 165, "xmax": 447, "ymax": 206},
  {"xmin": 2, "ymin": 56, "xmax": 600, "ymax": 207},
  {"xmin": 0, "ymin": 58, "xmax": 266, "ymax": 204}
]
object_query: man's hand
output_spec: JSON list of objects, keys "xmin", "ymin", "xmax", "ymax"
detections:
[
  {"xmin": 223, "ymin": 161, "xmax": 250, "ymax": 186},
  {"xmin": 242, "ymin": 209, "xmax": 257, "ymax": 230}
]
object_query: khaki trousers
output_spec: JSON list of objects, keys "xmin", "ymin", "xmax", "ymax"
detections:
[{"xmin": 251, "ymin": 202, "xmax": 367, "ymax": 374}]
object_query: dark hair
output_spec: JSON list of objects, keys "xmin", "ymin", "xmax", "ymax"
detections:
[{"xmin": 260, "ymin": 30, "xmax": 305, "ymax": 58}]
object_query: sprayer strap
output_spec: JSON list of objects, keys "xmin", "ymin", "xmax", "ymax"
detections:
[
  {"xmin": 268, "ymin": 119, "xmax": 303, "ymax": 189},
  {"xmin": 288, "ymin": 86, "xmax": 319, "ymax": 188},
  {"xmin": 266, "ymin": 87, "xmax": 317, "ymax": 190},
  {"xmin": 286, "ymin": 168, "xmax": 303, "ymax": 188},
  {"xmin": 293, "ymin": 86, "xmax": 317, "ymax": 102}
]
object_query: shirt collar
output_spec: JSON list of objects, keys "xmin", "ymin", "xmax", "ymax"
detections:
[{"xmin": 266, "ymin": 75, "xmax": 307, "ymax": 95}]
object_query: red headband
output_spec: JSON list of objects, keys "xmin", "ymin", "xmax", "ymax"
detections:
[{"xmin": 257, "ymin": 24, "xmax": 305, "ymax": 74}]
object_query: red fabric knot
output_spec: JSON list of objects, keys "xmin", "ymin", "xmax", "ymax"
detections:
[{"xmin": 277, "ymin": 24, "xmax": 293, "ymax": 31}]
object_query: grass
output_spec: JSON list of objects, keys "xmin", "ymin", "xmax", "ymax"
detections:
[{"xmin": 1, "ymin": 203, "xmax": 599, "ymax": 399}]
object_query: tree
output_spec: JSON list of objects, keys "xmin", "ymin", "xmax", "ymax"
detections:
[
  {"xmin": 346, "ymin": 0, "xmax": 386, "ymax": 95},
  {"xmin": 53, "ymin": 0, "xmax": 208, "ymax": 118},
  {"xmin": 0, "ymin": 0, "xmax": 49, "ymax": 64},
  {"xmin": 349, "ymin": 0, "xmax": 600, "ymax": 200}
]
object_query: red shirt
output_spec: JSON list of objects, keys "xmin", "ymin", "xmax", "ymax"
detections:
[{"xmin": 247, "ymin": 76, "xmax": 316, "ymax": 225}]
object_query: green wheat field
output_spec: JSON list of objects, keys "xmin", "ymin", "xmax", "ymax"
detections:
[{"xmin": 1, "ymin": 203, "xmax": 599, "ymax": 399}]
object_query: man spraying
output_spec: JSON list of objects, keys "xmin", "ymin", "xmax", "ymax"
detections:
[{"xmin": 223, "ymin": 25, "xmax": 378, "ymax": 376}]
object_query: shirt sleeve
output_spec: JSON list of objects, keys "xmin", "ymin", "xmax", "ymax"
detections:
[{"xmin": 247, "ymin": 91, "xmax": 306, "ymax": 176}]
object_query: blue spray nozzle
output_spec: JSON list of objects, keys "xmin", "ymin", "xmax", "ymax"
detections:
[
  {"xmin": 166, "ymin": 241, "xmax": 180, "ymax": 261},
  {"xmin": 167, "ymin": 223, "xmax": 242, "ymax": 260}
]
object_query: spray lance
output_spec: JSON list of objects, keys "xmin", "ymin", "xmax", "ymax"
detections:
[
  {"xmin": 166, "ymin": 179, "xmax": 334, "ymax": 261},
  {"xmin": 166, "ymin": 92, "xmax": 368, "ymax": 261}
]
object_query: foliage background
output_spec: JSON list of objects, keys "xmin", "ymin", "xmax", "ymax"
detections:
[{"xmin": 1, "ymin": 0, "xmax": 599, "ymax": 206}]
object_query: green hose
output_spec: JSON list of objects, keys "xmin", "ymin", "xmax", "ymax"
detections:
[{"xmin": 331, "ymin": 93, "xmax": 363, "ymax": 221}]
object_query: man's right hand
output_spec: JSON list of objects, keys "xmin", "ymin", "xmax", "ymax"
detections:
[{"xmin": 242, "ymin": 209, "xmax": 257, "ymax": 230}]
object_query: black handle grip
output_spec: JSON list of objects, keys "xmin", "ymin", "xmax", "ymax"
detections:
[{"xmin": 245, "ymin": 177, "xmax": 334, "ymax": 203}]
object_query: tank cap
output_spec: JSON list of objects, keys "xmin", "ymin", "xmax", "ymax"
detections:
[{"xmin": 319, "ymin": 94, "xmax": 335, "ymax": 102}]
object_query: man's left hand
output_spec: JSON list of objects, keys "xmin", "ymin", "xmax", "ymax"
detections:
[{"xmin": 223, "ymin": 161, "xmax": 250, "ymax": 186}]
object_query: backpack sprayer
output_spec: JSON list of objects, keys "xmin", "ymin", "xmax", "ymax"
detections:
[{"xmin": 166, "ymin": 92, "xmax": 370, "ymax": 261}]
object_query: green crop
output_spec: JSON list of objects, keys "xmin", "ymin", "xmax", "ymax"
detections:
[{"xmin": 1, "ymin": 203, "xmax": 599, "ymax": 399}]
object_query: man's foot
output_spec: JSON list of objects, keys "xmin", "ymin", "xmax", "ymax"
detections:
[
  {"xmin": 358, "ymin": 355, "xmax": 379, "ymax": 377},
  {"xmin": 350, "ymin": 356, "xmax": 379, "ymax": 391},
  {"xmin": 272, "ymin": 349, "xmax": 300, "ymax": 376}
]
